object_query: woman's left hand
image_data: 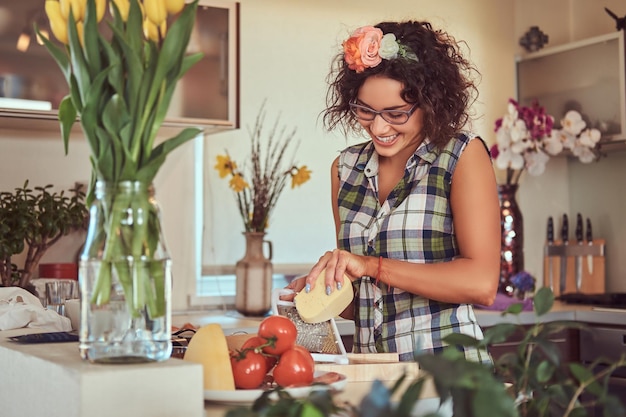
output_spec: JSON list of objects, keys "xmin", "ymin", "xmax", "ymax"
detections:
[{"xmin": 304, "ymin": 249, "xmax": 371, "ymax": 294}]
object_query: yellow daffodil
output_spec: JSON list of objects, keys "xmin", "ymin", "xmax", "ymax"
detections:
[
  {"xmin": 164, "ymin": 0, "xmax": 185, "ymax": 14},
  {"xmin": 214, "ymin": 107, "xmax": 309, "ymax": 232},
  {"xmin": 45, "ymin": 0, "xmax": 69, "ymax": 44},
  {"xmin": 143, "ymin": 0, "xmax": 167, "ymax": 26},
  {"xmin": 214, "ymin": 155, "xmax": 237, "ymax": 178},
  {"xmin": 143, "ymin": 17, "xmax": 166, "ymax": 42},
  {"xmin": 229, "ymin": 174, "xmax": 249, "ymax": 193},
  {"xmin": 290, "ymin": 166, "xmax": 312, "ymax": 188},
  {"xmin": 59, "ymin": 0, "xmax": 85, "ymax": 23},
  {"xmin": 110, "ymin": 0, "xmax": 130, "ymax": 21}
]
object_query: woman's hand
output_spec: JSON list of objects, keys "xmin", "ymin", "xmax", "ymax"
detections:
[
  {"xmin": 305, "ymin": 249, "xmax": 370, "ymax": 295},
  {"xmin": 280, "ymin": 276, "xmax": 307, "ymax": 301}
]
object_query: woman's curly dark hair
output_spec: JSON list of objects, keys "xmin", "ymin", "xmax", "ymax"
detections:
[{"xmin": 323, "ymin": 21, "xmax": 480, "ymax": 149}]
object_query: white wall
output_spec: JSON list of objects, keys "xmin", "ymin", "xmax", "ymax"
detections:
[
  {"xmin": 6, "ymin": 0, "xmax": 624, "ymax": 310},
  {"xmin": 202, "ymin": 0, "xmax": 516, "ymax": 271},
  {"xmin": 514, "ymin": 0, "xmax": 626, "ymax": 292}
]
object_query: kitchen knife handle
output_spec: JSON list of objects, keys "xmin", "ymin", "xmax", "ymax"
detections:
[
  {"xmin": 576, "ymin": 213, "xmax": 583, "ymax": 244},
  {"xmin": 586, "ymin": 218, "xmax": 593, "ymax": 243},
  {"xmin": 547, "ymin": 216, "xmax": 554, "ymax": 244},
  {"xmin": 561, "ymin": 214, "xmax": 569, "ymax": 244}
]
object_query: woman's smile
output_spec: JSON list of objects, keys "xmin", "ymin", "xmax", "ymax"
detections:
[{"xmin": 374, "ymin": 133, "xmax": 399, "ymax": 145}]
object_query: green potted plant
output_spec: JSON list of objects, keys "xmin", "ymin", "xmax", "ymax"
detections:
[
  {"xmin": 0, "ymin": 181, "xmax": 88, "ymax": 294},
  {"xmin": 224, "ymin": 288, "xmax": 626, "ymax": 417}
]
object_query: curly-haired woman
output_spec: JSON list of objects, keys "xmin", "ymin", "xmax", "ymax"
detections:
[{"xmin": 287, "ymin": 21, "xmax": 500, "ymax": 362}]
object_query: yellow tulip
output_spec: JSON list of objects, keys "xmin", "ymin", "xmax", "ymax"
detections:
[
  {"xmin": 76, "ymin": 21, "xmax": 84, "ymax": 46},
  {"xmin": 95, "ymin": 0, "xmax": 107, "ymax": 22},
  {"xmin": 60, "ymin": 0, "xmax": 86, "ymax": 22},
  {"xmin": 45, "ymin": 0, "xmax": 69, "ymax": 44},
  {"xmin": 143, "ymin": 0, "xmax": 167, "ymax": 26},
  {"xmin": 109, "ymin": 0, "xmax": 130, "ymax": 21},
  {"xmin": 164, "ymin": 0, "xmax": 185, "ymax": 15},
  {"xmin": 143, "ymin": 18, "xmax": 166, "ymax": 42}
]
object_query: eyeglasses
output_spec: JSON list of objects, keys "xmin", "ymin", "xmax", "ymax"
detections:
[{"xmin": 349, "ymin": 102, "xmax": 419, "ymax": 125}]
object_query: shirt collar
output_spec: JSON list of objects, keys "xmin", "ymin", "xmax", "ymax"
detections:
[{"xmin": 357, "ymin": 139, "xmax": 439, "ymax": 178}]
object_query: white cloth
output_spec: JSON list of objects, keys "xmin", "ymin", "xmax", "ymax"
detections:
[{"xmin": 0, "ymin": 287, "xmax": 72, "ymax": 332}]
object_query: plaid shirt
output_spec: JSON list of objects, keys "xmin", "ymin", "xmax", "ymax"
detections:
[{"xmin": 337, "ymin": 132, "xmax": 490, "ymax": 363}]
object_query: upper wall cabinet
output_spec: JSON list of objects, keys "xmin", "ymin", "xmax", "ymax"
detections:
[
  {"xmin": 516, "ymin": 31, "xmax": 625, "ymax": 147},
  {"xmin": 0, "ymin": 0, "xmax": 239, "ymax": 133}
]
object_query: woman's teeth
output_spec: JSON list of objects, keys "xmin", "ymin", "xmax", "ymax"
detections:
[{"xmin": 376, "ymin": 134, "xmax": 398, "ymax": 143}]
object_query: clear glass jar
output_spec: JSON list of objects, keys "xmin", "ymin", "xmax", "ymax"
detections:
[{"xmin": 79, "ymin": 181, "xmax": 172, "ymax": 363}]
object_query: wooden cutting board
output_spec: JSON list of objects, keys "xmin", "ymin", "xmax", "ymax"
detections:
[{"xmin": 315, "ymin": 353, "xmax": 419, "ymax": 382}]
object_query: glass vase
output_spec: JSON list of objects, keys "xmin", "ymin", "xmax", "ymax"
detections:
[
  {"xmin": 79, "ymin": 181, "xmax": 172, "ymax": 363},
  {"xmin": 498, "ymin": 184, "xmax": 524, "ymax": 296},
  {"xmin": 235, "ymin": 232, "xmax": 273, "ymax": 316}
]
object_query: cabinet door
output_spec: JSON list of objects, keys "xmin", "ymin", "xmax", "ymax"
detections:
[
  {"xmin": 0, "ymin": 0, "xmax": 239, "ymax": 129},
  {"xmin": 486, "ymin": 325, "xmax": 580, "ymax": 365}
]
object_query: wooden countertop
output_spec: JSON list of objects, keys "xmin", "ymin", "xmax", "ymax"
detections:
[
  {"xmin": 203, "ymin": 381, "xmax": 447, "ymax": 417},
  {"xmin": 174, "ymin": 301, "xmax": 626, "ymax": 337},
  {"xmin": 2, "ymin": 302, "xmax": 623, "ymax": 417}
]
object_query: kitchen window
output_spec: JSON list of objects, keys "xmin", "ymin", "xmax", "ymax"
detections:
[{"xmin": 190, "ymin": 138, "xmax": 312, "ymax": 308}]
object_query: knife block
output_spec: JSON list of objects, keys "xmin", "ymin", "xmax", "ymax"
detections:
[{"xmin": 542, "ymin": 239, "xmax": 605, "ymax": 296}]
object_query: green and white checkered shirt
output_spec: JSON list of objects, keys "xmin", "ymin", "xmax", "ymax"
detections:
[{"xmin": 337, "ymin": 132, "xmax": 490, "ymax": 363}]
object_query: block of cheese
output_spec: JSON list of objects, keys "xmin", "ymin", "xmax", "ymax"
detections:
[
  {"xmin": 294, "ymin": 270, "xmax": 353, "ymax": 323},
  {"xmin": 183, "ymin": 323, "xmax": 235, "ymax": 390}
]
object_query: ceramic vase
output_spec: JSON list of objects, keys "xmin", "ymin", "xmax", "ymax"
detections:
[
  {"xmin": 235, "ymin": 232, "xmax": 273, "ymax": 316},
  {"xmin": 78, "ymin": 181, "xmax": 172, "ymax": 363},
  {"xmin": 498, "ymin": 184, "xmax": 524, "ymax": 296}
]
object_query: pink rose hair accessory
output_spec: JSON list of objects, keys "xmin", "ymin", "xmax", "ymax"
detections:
[{"xmin": 342, "ymin": 26, "xmax": 419, "ymax": 73}]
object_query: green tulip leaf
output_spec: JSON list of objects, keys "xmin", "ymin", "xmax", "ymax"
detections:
[
  {"xmin": 34, "ymin": 25, "xmax": 70, "ymax": 80},
  {"xmin": 82, "ymin": 0, "xmax": 101, "ymax": 76},
  {"xmin": 58, "ymin": 95, "xmax": 77, "ymax": 154}
]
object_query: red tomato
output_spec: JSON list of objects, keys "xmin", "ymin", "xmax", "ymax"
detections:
[
  {"xmin": 292, "ymin": 344, "xmax": 315, "ymax": 369},
  {"xmin": 272, "ymin": 347, "xmax": 315, "ymax": 387},
  {"xmin": 241, "ymin": 335, "xmax": 278, "ymax": 370},
  {"xmin": 257, "ymin": 315, "xmax": 297, "ymax": 356},
  {"xmin": 230, "ymin": 350, "xmax": 268, "ymax": 389}
]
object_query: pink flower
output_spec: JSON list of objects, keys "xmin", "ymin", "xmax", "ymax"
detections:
[
  {"xmin": 343, "ymin": 26, "xmax": 383, "ymax": 72},
  {"xmin": 356, "ymin": 26, "xmax": 383, "ymax": 68},
  {"xmin": 492, "ymin": 99, "xmax": 601, "ymax": 185}
]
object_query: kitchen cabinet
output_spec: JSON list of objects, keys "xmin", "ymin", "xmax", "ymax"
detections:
[
  {"xmin": 485, "ymin": 325, "xmax": 580, "ymax": 366},
  {"xmin": 516, "ymin": 31, "xmax": 626, "ymax": 152},
  {"xmin": 0, "ymin": 0, "xmax": 239, "ymax": 133},
  {"xmin": 579, "ymin": 324, "xmax": 626, "ymax": 417}
]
